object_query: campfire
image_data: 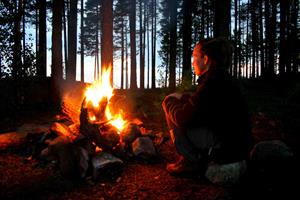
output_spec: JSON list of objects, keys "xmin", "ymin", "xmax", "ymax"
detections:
[
  {"xmin": 0, "ymin": 66, "xmax": 164, "ymax": 182},
  {"xmin": 41, "ymin": 67, "xmax": 158, "ymax": 181},
  {"xmin": 83, "ymin": 67, "xmax": 127, "ymax": 131},
  {"xmin": 79, "ymin": 67, "xmax": 128, "ymax": 151}
]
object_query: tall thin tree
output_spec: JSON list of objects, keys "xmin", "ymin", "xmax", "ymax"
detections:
[
  {"xmin": 214, "ymin": 0, "xmax": 231, "ymax": 38},
  {"xmin": 37, "ymin": 0, "xmax": 46, "ymax": 78},
  {"xmin": 67, "ymin": 0, "xmax": 78, "ymax": 81},
  {"xmin": 151, "ymin": 0, "xmax": 157, "ymax": 89},
  {"xmin": 12, "ymin": 0, "xmax": 23, "ymax": 78},
  {"xmin": 80, "ymin": 0, "xmax": 85, "ymax": 82},
  {"xmin": 279, "ymin": 0, "xmax": 288, "ymax": 76},
  {"xmin": 130, "ymin": 0, "xmax": 137, "ymax": 89},
  {"xmin": 182, "ymin": 0, "xmax": 193, "ymax": 86},
  {"xmin": 52, "ymin": 0, "xmax": 63, "ymax": 103},
  {"xmin": 169, "ymin": 0, "xmax": 177, "ymax": 90},
  {"xmin": 139, "ymin": 0, "xmax": 145, "ymax": 89},
  {"xmin": 101, "ymin": 0, "xmax": 113, "ymax": 85}
]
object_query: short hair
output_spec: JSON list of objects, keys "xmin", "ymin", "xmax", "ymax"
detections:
[{"xmin": 195, "ymin": 37, "xmax": 233, "ymax": 70}]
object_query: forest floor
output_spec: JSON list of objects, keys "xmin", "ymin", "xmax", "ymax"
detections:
[{"xmin": 1, "ymin": 78, "xmax": 300, "ymax": 200}]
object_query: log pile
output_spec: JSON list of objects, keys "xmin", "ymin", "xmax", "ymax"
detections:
[
  {"xmin": 0, "ymin": 95, "xmax": 161, "ymax": 181},
  {"xmin": 41, "ymin": 111, "xmax": 158, "ymax": 181},
  {"xmin": 0, "ymin": 86, "xmax": 166, "ymax": 181}
]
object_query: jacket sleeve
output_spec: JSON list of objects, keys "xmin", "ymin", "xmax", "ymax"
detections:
[{"xmin": 162, "ymin": 88, "xmax": 205, "ymax": 128}]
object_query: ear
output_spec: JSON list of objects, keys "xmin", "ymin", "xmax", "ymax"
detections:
[{"xmin": 204, "ymin": 55, "xmax": 209, "ymax": 65}]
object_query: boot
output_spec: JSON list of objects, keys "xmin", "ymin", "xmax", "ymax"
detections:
[{"xmin": 166, "ymin": 156, "xmax": 200, "ymax": 176}]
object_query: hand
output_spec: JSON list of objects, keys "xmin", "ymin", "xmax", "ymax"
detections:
[
  {"xmin": 162, "ymin": 93, "xmax": 181, "ymax": 113},
  {"xmin": 167, "ymin": 92, "xmax": 182, "ymax": 100}
]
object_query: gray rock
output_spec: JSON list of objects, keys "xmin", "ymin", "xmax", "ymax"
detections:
[
  {"xmin": 92, "ymin": 152, "xmax": 124, "ymax": 180},
  {"xmin": 77, "ymin": 147, "xmax": 89, "ymax": 178},
  {"xmin": 250, "ymin": 140, "xmax": 294, "ymax": 161},
  {"xmin": 41, "ymin": 136, "xmax": 89, "ymax": 180},
  {"xmin": 46, "ymin": 136, "xmax": 80, "ymax": 180},
  {"xmin": 205, "ymin": 160, "xmax": 247, "ymax": 186},
  {"xmin": 131, "ymin": 136, "xmax": 156, "ymax": 159}
]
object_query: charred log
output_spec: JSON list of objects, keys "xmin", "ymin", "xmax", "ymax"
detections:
[
  {"xmin": 80, "ymin": 98, "xmax": 120, "ymax": 151},
  {"xmin": 120, "ymin": 123, "xmax": 141, "ymax": 145}
]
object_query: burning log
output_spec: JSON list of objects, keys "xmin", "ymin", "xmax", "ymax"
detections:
[
  {"xmin": 79, "ymin": 98, "xmax": 120, "ymax": 151},
  {"xmin": 50, "ymin": 122, "xmax": 78, "ymax": 141}
]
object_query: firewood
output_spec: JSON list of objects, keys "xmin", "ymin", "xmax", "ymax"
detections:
[
  {"xmin": 50, "ymin": 122, "xmax": 78, "ymax": 141},
  {"xmin": 0, "ymin": 124, "xmax": 49, "ymax": 150},
  {"xmin": 120, "ymin": 123, "xmax": 141, "ymax": 145},
  {"xmin": 80, "ymin": 99, "xmax": 120, "ymax": 151},
  {"xmin": 0, "ymin": 132, "xmax": 25, "ymax": 150},
  {"xmin": 98, "ymin": 124, "xmax": 120, "ymax": 151}
]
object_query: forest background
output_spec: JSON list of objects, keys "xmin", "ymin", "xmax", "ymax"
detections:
[
  {"xmin": 0, "ymin": 0, "xmax": 299, "ymax": 121},
  {"xmin": 0, "ymin": 1, "xmax": 300, "ymax": 199}
]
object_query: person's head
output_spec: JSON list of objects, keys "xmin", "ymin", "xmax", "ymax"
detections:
[{"xmin": 192, "ymin": 37, "xmax": 233, "ymax": 76}]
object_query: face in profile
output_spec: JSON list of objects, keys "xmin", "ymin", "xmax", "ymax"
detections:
[{"xmin": 192, "ymin": 44, "xmax": 209, "ymax": 76}]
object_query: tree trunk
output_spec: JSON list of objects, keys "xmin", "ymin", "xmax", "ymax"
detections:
[
  {"xmin": 169, "ymin": 0, "xmax": 177, "ymax": 90},
  {"xmin": 279, "ymin": 0, "xmax": 288, "ymax": 76},
  {"xmin": 52, "ymin": 0, "xmax": 63, "ymax": 104},
  {"xmin": 80, "ymin": 0, "xmax": 84, "ymax": 82},
  {"xmin": 264, "ymin": 0, "xmax": 269, "ymax": 78},
  {"xmin": 121, "ymin": 19, "xmax": 124, "ymax": 89},
  {"xmin": 67, "ymin": 0, "xmax": 78, "ymax": 82},
  {"xmin": 101, "ymin": 0, "xmax": 113, "ymax": 85},
  {"xmin": 38, "ymin": 0, "xmax": 47, "ymax": 78},
  {"xmin": 95, "ymin": 7, "xmax": 100, "ymax": 80},
  {"xmin": 245, "ymin": 0, "xmax": 250, "ymax": 79},
  {"xmin": 238, "ymin": 0, "xmax": 242, "ymax": 78},
  {"xmin": 233, "ymin": 0, "xmax": 238, "ymax": 78},
  {"xmin": 151, "ymin": 0, "xmax": 156, "ymax": 89},
  {"xmin": 139, "ymin": 0, "xmax": 144, "ymax": 89},
  {"xmin": 291, "ymin": 0, "xmax": 299, "ymax": 73},
  {"xmin": 147, "ymin": 4, "xmax": 150, "ymax": 89},
  {"xmin": 182, "ymin": 0, "xmax": 193, "ymax": 86},
  {"xmin": 12, "ymin": 0, "xmax": 23, "ymax": 78},
  {"xmin": 259, "ymin": 0, "xmax": 264, "ymax": 78},
  {"xmin": 130, "ymin": 0, "xmax": 137, "ymax": 89},
  {"xmin": 63, "ymin": 3, "xmax": 68, "ymax": 79},
  {"xmin": 125, "ymin": 25, "xmax": 129, "ymax": 89},
  {"xmin": 200, "ymin": 0, "xmax": 205, "ymax": 39},
  {"xmin": 213, "ymin": 0, "xmax": 231, "ymax": 38},
  {"xmin": 251, "ymin": 0, "xmax": 257, "ymax": 78},
  {"xmin": 22, "ymin": 0, "xmax": 26, "ymax": 74},
  {"xmin": 268, "ymin": 0, "xmax": 277, "ymax": 78}
]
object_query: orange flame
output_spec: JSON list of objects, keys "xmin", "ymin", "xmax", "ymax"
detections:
[{"xmin": 84, "ymin": 67, "xmax": 127, "ymax": 132}]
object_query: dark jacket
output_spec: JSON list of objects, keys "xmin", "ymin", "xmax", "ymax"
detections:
[{"xmin": 163, "ymin": 69, "xmax": 253, "ymax": 163}]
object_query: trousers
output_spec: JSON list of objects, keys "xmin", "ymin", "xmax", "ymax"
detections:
[{"xmin": 164, "ymin": 110, "xmax": 220, "ymax": 162}]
